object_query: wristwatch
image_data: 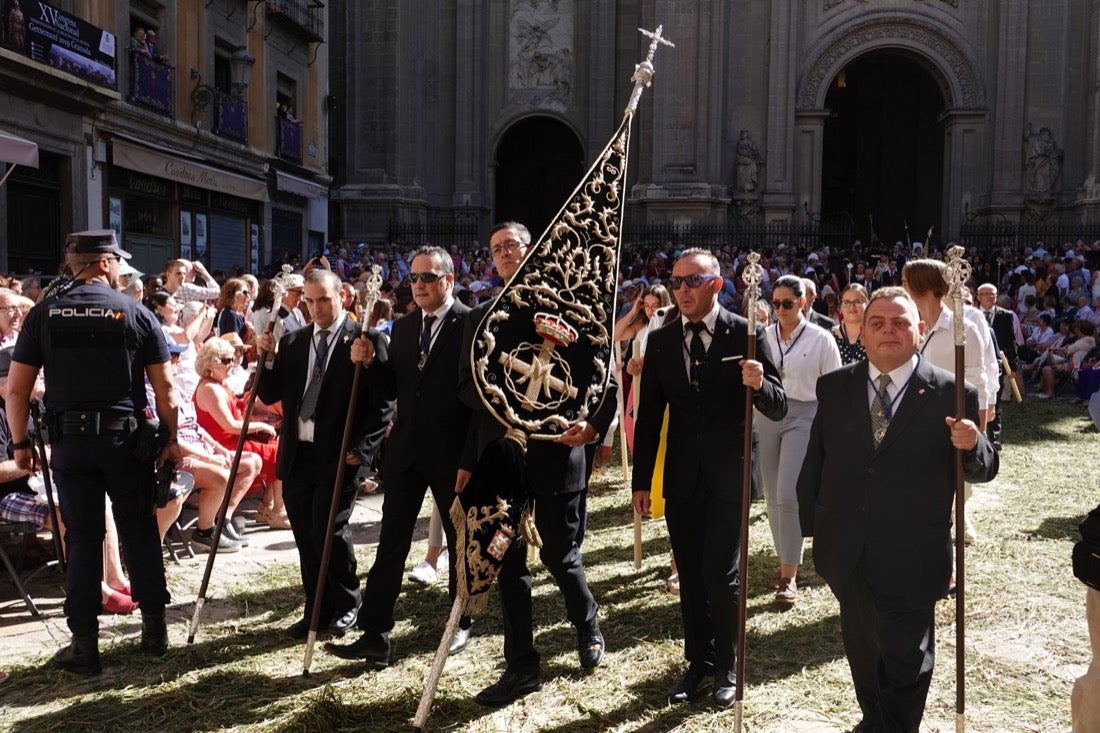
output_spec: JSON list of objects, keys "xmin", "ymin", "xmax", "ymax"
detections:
[{"xmin": 10, "ymin": 438, "xmax": 31, "ymax": 450}]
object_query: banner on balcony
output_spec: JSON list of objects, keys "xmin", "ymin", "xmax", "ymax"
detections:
[{"xmin": 1, "ymin": 0, "xmax": 118, "ymax": 90}]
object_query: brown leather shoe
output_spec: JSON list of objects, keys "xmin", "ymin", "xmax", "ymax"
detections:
[{"xmin": 775, "ymin": 576, "xmax": 797, "ymax": 606}]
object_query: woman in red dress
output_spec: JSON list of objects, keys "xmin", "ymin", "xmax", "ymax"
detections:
[{"xmin": 193, "ymin": 338, "xmax": 289, "ymax": 528}]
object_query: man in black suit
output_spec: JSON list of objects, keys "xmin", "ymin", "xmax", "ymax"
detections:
[
  {"xmin": 803, "ymin": 277, "xmax": 838, "ymax": 331},
  {"xmin": 255, "ymin": 269, "xmax": 392, "ymax": 640},
  {"xmin": 797, "ymin": 287, "xmax": 999, "ymax": 732},
  {"xmin": 976, "ymin": 283, "xmax": 1019, "ymax": 450},
  {"xmin": 326, "ymin": 246, "xmax": 473, "ymax": 667},
  {"xmin": 459, "ymin": 221, "xmax": 619, "ymax": 707},
  {"xmin": 632, "ymin": 247, "xmax": 787, "ymax": 707}
]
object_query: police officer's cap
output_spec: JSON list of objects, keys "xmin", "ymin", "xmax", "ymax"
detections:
[{"xmin": 69, "ymin": 229, "xmax": 132, "ymax": 260}]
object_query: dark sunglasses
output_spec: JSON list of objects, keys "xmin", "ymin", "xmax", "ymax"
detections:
[
  {"xmin": 408, "ymin": 272, "xmax": 444, "ymax": 284},
  {"xmin": 668, "ymin": 274, "xmax": 717, "ymax": 290},
  {"xmin": 771, "ymin": 299, "xmax": 798, "ymax": 310},
  {"xmin": 217, "ymin": 357, "xmax": 235, "ymax": 365}
]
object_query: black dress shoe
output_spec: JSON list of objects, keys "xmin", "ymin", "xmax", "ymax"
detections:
[
  {"xmin": 324, "ymin": 630, "xmax": 391, "ymax": 669},
  {"xmin": 283, "ymin": 618, "xmax": 310, "ymax": 640},
  {"xmin": 577, "ymin": 620, "xmax": 604, "ymax": 669},
  {"xmin": 449, "ymin": 624, "xmax": 471, "ymax": 656},
  {"xmin": 328, "ymin": 605, "xmax": 359, "ymax": 636},
  {"xmin": 475, "ymin": 670, "xmax": 542, "ymax": 707},
  {"xmin": 666, "ymin": 666, "xmax": 710, "ymax": 704},
  {"xmin": 712, "ymin": 669, "xmax": 737, "ymax": 708}
]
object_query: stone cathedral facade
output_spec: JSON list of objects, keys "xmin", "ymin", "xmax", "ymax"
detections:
[{"xmin": 328, "ymin": 1, "xmax": 1100, "ymax": 247}]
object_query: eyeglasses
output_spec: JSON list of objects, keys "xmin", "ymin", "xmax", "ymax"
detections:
[
  {"xmin": 408, "ymin": 272, "xmax": 444, "ymax": 284},
  {"xmin": 0, "ymin": 305, "xmax": 19, "ymax": 314},
  {"xmin": 217, "ymin": 357, "xmax": 235, "ymax": 365},
  {"xmin": 491, "ymin": 241, "xmax": 526, "ymax": 257},
  {"xmin": 840, "ymin": 299, "xmax": 867, "ymax": 308},
  {"xmin": 771, "ymin": 299, "xmax": 798, "ymax": 310},
  {"xmin": 668, "ymin": 274, "xmax": 717, "ymax": 290}
]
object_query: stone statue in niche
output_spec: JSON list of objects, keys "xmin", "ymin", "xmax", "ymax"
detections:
[
  {"xmin": 735, "ymin": 130, "xmax": 766, "ymax": 193},
  {"xmin": 1023, "ymin": 123, "xmax": 1063, "ymax": 198}
]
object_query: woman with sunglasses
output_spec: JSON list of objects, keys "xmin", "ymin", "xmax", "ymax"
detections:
[
  {"xmin": 215, "ymin": 277, "xmax": 254, "ymax": 344},
  {"xmin": 834, "ymin": 283, "xmax": 870, "ymax": 364},
  {"xmin": 615, "ymin": 284, "xmax": 672, "ymax": 343},
  {"xmin": 193, "ymin": 338, "xmax": 288, "ymax": 530},
  {"xmin": 757, "ymin": 274, "xmax": 841, "ymax": 605}
]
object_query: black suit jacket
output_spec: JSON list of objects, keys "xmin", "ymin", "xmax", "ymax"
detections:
[
  {"xmin": 984, "ymin": 306, "xmax": 1019, "ymax": 371},
  {"xmin": 458, "ymin": 301, "xmax": 618, "ymax": 496},
  {"xmin": 796, "ymin": 359, "xmax": 999, "ymax": 607},
  {"xmin": 381, "ymin": 301, "xmax": 472, "ymax": 476},
  {"xmin": 256, "ymin": 316, "xmax": 393, "ymax": 482},
  {"xmin": 631, "ymin": 308, "xmax": 787, "ymax": 503},
  {"xmin": 808, "ymin": 309, "xmax": 838, "ymax": 332}
]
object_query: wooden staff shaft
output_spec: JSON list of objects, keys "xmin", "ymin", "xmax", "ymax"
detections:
[
  {"xmin": 303, "ymin": 360, "xmax": 364, "ymax": 676},
  {"xmin": 735, "ymin": 329, "xmax": 757, "ymax": 718},
  {"xmin": 188, "ymin": 362, "xmax": 268, "ymax": 644},
  {"xmin": 954, "ymin": 342, "xmax": 966, "ymax": 728}
]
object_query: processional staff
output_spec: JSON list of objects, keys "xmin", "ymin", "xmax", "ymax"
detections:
[
  {"xmin": 944, "ymin": 245, "xmax": 972, "ymax": 733},
  {"xmin": 188, "ymin": 268, "xmax": 291, "ymax": 644},
  {"xmin": 734, "ymin": 252, "xmax": 763, "ymax": 732}
]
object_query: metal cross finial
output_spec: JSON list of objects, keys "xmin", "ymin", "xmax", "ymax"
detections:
[{"xmin": 625, "ymin": 25, "xmax": 675, "ymax": 116}]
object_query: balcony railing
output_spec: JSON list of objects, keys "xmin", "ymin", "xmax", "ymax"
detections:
[
  {"xmin": 275, "ymin": 116, "xmax": 303, "ymax": 163},
  {"xmin": 265, "ymin": 0, "xmax": 324, "ymax": 42},
  {"xmin": 129, "ymin": 50, "xmax": 174, "ymax": 117}
]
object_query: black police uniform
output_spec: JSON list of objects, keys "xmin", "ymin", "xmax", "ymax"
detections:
[{"xmin": 13, "ymin": 279, "xmax": 171, "ymax": 638}]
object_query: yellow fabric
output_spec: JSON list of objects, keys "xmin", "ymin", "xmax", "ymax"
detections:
[{"xmin": 647, "ymin": 409, "xmax": 670, "ymax": 519}]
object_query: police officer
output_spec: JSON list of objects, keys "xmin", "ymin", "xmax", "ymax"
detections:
[{"xmin": 6, "ymin": 230, "xmax": 180, "ymax": 675}]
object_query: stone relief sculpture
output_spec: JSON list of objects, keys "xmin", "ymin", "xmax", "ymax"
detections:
[
  {"xmin": 1023, "ymin": 123, "xmax": 1063, "ymax": 198},
  {"xmin": 509, "ymin": 0, "xmax": 574, "ymax": 107},
  {"xmin": 735, "ymin": 130, "xmax": 765, "ymax": 193}
]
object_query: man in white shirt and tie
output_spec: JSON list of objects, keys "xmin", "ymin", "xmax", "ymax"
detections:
[{"xmin": 255, "ymin": 269, "xmax": 393, "ymax": 640}]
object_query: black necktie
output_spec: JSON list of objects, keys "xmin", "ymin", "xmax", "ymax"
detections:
[
  {"xmin": 420, "ymin": 314, "xmax": 437, "ymax": 353},
  {"xmin": 300, "ymin": 329, "xmax": 330, "ymax": 420},
  {"xmin": 418, "ymin": 314, "xmax": 437, "ymax": 370},
  {"xmin": 687, "ymin": 322, "xmax": 707, "ymax": 390}
]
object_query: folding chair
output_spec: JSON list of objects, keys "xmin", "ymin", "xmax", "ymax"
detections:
[{"xmin": 0, "ymin": 520, "xmax": 45, "ymax": 617}]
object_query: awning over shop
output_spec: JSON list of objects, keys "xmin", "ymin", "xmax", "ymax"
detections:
[
  {"xmin": 275, "ymin": 170, "xmax": 327, "ymax": 199},
  {"xmin": 0, "ymin": 129, "xmax": 39, "ymax": 187},
  {"xmin": 0, "ymin": 129, "xmax": 39, "ymax": 167},
  {"xmin": 113, "ymin": 139, "xmax": 269, "ymax": 202}
]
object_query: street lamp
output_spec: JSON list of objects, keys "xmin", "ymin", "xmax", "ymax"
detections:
[
  {"xmin": 229, "ymin": 46, "xmax": 255, "ymax": 98},
  {"xmin": 190, "ymin": 46, "xmax": 254, "ymax": 127}
]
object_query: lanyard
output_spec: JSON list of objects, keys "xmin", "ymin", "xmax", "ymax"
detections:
[
  {"xmin": 773, "ymin": 321, "xmax": 808, "ymax": 372},
  {"xmin": 868, "ymin": 357, "xmax": 919, "ymax": 420}
]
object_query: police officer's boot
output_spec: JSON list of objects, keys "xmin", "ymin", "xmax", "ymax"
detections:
[
  {"xmin": 54, "ymin": 633, "xmax": 102, "ymax": 675},
  {"xmin": 141, "ymin": 610, "xmax": 169, "ymax": 657}
]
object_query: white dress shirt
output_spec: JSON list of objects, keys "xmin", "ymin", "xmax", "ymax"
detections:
[
  {"xmin": 919, "ymin": 306, "xmax": 992, "ymax": 408},
  {"xmin": 297, "ymin": 316, "xmax": 345, "ymax": 441},
  {"xmin": 766, "ymin": 319, "xmax": 842, "ymax": 402}
]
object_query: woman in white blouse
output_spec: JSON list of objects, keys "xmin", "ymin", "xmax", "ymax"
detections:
[{"xmin": 757, "ymin": 275, "xmax": 842, "ymax": 605}]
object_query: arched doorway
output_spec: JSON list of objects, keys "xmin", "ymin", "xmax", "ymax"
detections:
[
  {"xmin": 821, "ymin": 52, "xmax": 946, "ymax": 248},
  {"xmin": 494, "ymin": 116, "xmax": 584, "ymax": 239}
]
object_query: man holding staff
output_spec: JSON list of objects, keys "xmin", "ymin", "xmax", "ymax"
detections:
[
  {"xmin": 796, "ymin": 287, "xmax": 998, "ymax": 732},
  {"xmin": 631, "ymin": 247, "xmax": 786, "ymax": 707}
]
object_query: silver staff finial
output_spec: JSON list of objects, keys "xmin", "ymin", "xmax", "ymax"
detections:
[
  {"xmin": 625, "ymin": 25, "xmax": 675, "ymax": 116},
  {"xmin": 743, "ymin": 251, "xmax": 764, "ymax": 331}
]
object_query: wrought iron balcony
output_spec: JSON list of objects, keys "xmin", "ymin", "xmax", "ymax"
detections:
[
  {"xmin": 275, "ymin": 115, "xmax": 303, "ymax": 164},
  {"xmin": 129, "ymin": 50, "xmax": 174, "ymax": 117},
  {"xmin": 265, "ymin": 0, "xmax": 324, "ymax": 42}
]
